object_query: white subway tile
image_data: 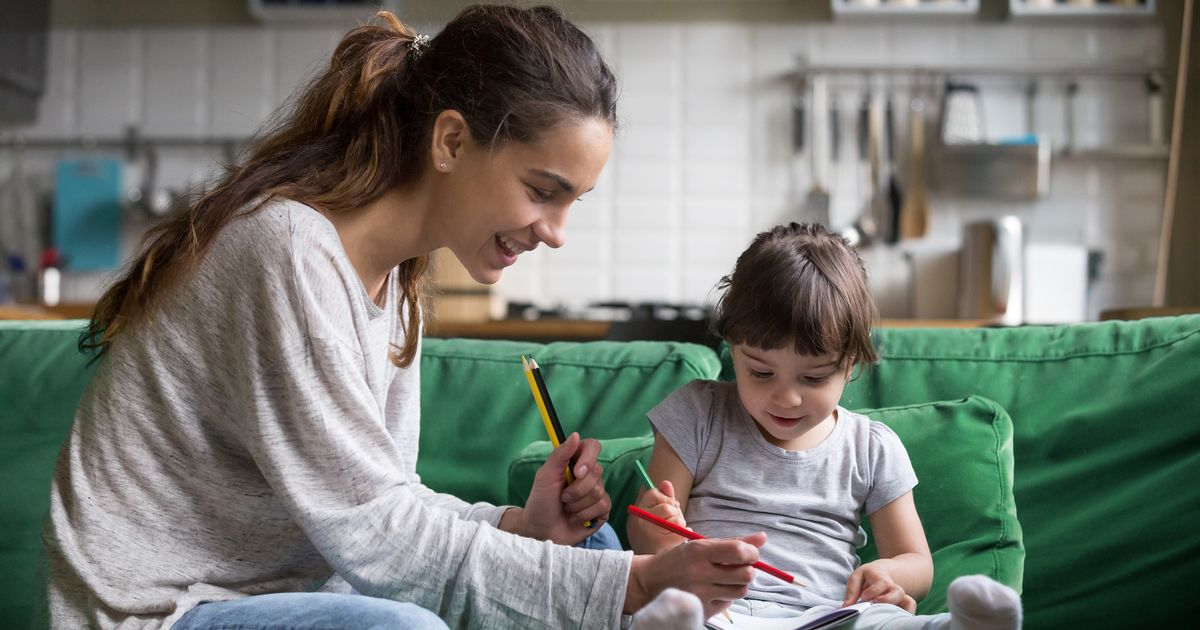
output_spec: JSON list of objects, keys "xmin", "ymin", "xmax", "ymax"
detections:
[
  {"xmin": 77, "ymin": 30, "xmax": 142, "ymax": 136},
  {"xmin": 682, "ymin": 229, "xmax": 747, "ymax": 268},
  {"xmin": 210, "ymin": 28, "xmax": 275, "ymax": 137},
  {"xmin": 683, "ymin": 161, "xmax": 750, "ymax": 197},
  {"xmin": 272, "ymin": 28, "xmax": 340, "ymax": 108},
  {"xmin": 683, "ymin": 124, "xmax": 750, "ymax": 162},
  {"xmin": 614, "ymin": 25, "xmax": 681, "ymax": 90},
  {"xmin": 957, "ymin": 26, "xmax": 1031, "ymax": 66},
  {"xmin": 613, "ymin": 231, "xmax": 678, "ymax": 265},
  {"xmin": 567, "ymin": 191, "xmax": 613, "ymax": 231},
  {"xmin": 683, "ymin": 86, "xmax": 750, "ymax": 125},
  {"xmin": 1027, "ymin": 25, "xmax": 1097, "ymax": 64},
  {"xmin": 681, "ymin": 196, "xmax": 750, "ymax": 230},
  {"xmin": 615, "ymin": 159, "xmax": 676, "ymax": 197},
  {"xmin": 614, "ymin": 265, "xmax": 677, "ymax": 302},
  {"xmin": 143, "ymin": 29, "xmax": 208, "ymax": 137},
  {"xmin": 886, "ymin": 26, "xmax": 959, "ymax": 66},
  {"xmin": 16, "ymin": 31, "xmax": 78, "ymax": 138},
  {"xmin": 616, "ymin": 124, "xmax": 676, "ymax": 162},
  {"xmin": 551, "ymin": 228, "xmax": 609, "ymax": 266},
  {"xmin": 614, "ymin": 196, "xmax": 677, "ymax": 229},
  {"xmin": 751, "ymin": 25, "xmax": 814, "ymax": 80},
  {"xmin": 811, "ymin": 25, "xmax": 887, "ymax": 66},
  {"xmin": 491, "ymin": 248, "xmax": 546, "ymax": 304},
  {"xmin": 1091, "ymin": 24, "xmax": 1164, "ymax": 66},
  {"xmin": 681, "ymin": 267, "xmax": 729, "ymax": 305},
  {"xmin": 546, "ymin": 265, "xmax": 612, "ymax": 305}
]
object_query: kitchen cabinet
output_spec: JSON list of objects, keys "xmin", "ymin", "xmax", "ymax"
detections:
[{"xmin": 0, "ymin": 2, "xmax": 49, "ymax": 126}]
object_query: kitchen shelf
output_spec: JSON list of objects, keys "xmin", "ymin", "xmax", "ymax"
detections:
[
  {"xmin": 1009, "ymin": 0, "xmax": 1156, "ymax": 18},
  {"xmin": 1055, "ymin": 144, "xmax": 1169, "ymax": 160},
  {"xmin": 832, "ymin": 0, "xmax": 980, "ymax": 18}
]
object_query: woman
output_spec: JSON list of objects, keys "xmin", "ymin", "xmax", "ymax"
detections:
[{"xmin": 43, "ymin": 5, "xmax": 765, "ymax": 629}]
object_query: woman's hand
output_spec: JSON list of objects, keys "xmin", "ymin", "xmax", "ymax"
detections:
[
  {"xmin": 843, "ymin": 561, "xmax": 917, "ymax": 613},
  {"xmin": 625, "ymin": 532, "xmax": 768, "ymax": 619},
  {"xmin": 519, "ymin": 432, "xmax": 611, "ymax": 545},
  {"xmin": 627, "ymin": 480, "xmax": 687, "ymax": 554}
]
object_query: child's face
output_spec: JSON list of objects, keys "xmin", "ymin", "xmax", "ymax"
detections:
[{"xmin": 730, "ymin": 344, "xmax": 852, "ymax": 450}]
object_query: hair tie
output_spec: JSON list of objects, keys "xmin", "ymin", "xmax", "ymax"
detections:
[{"xmin": 407, "ymin": 34, "xmax": 430, "ymax": 62}]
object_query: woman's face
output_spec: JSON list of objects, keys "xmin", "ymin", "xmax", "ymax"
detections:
[{"xmin": 441, "ymin": 116, "xmax": 613, "ymax": 285}]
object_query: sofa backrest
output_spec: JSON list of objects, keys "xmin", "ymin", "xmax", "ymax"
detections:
[
  {"xmin": 417, "ymin": 337, "xmax": 721, "ymax": 504},
  {"xmin": 0, "ymin": 321, "xmax": 96, "ymax": 629},
  {"xmin": 0, "ymin": 322, "xmax": 721, "ymax": 628},
  {"xmin": 833, "ymin": 316, "xmax": 1200, "ymax": 628}
]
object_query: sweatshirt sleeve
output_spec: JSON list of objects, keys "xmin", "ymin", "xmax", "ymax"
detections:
[
  {"xmin": 380, "ymin": 328, "xmax": 512, "ymax": 525},
  {"xmin": 228, "ymin": 222, "xmax": 630, "ymax": 628}
]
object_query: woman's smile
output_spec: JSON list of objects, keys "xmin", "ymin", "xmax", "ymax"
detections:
[{"xmin": 496, "ymin": 234, "xmax": 529, "ymax": 266}]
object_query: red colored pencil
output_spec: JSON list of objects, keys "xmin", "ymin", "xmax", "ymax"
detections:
[{"xmin": 626, "ymin": 505, "xmax": 798, "ymax": 584}]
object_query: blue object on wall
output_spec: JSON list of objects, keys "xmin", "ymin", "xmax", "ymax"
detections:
[{"xmin": 52, "ymin": 157, "xmax": 123, "ymax": 271}]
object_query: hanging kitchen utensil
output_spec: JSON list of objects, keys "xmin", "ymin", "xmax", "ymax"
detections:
[
  {"xmin": 940, "ymin": 80, "xmax": 984, "ymax": 145},
  {"xmin": 831, "ymin": 91, "xmax": 861, "ymax": 239},
  {"xmin": 1147, "ymin": 72, "xmax": 1165, "ymax": 148},
  {"xmin": 884, "ymin": 92, "xmax": 904, "ymax": 245},
  {"xmin": 844, "ymin": 84, "xmax": 880, "ymax": 248},
  {"xmin": 898, "ymin": 89, "xmax": 929, "ymax": 240},
  {"xmin": 801, "ymin": 75, "xmax": 830, "ymax": 227},
  {"xmin": 1063, "ymin": 80, "xmax": 1078, "ymax": 153}
]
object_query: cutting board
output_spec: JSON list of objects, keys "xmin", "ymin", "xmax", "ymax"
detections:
[{"xmin": 52, "ymin": 157, "xmax": 123, "ymax": 271}]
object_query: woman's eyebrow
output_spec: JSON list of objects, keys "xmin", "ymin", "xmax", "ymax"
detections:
[{"xmin": 529, "ymin": 169, "xmax": 595, "ymax": 195}]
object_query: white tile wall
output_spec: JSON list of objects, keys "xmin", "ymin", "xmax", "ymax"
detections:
[{"xmin": 2, "ymin": 19, "xmax": 1168, "ymax": 320}]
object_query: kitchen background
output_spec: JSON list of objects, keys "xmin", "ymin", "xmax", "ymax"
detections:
[{"xmin": 2, "ymin": 0, "xmax": 1197, "ymax": 335}]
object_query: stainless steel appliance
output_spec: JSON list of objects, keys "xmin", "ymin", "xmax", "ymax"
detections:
[{"xmin": 959, "ymin": 217, "xmax": 1023, "ymax": 326}]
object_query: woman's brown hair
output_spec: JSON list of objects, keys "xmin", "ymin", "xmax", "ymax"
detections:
[
  {"xmin": 710, "ymin": 223, "xmax": 879, "ymax": 371},
  {"xmin": 83, "ymin": 4, "xmax": 618, "ymax": 367}
]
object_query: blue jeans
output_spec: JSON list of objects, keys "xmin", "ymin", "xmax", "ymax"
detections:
[{"xmin": 173, "ymin": 524, "xmax": 622, "ymax": 629}]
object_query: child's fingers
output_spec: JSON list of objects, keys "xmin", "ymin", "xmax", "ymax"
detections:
[
  {"xmin": 636, "ymin": 487, "xmax": 676, "ymax": 509},
  {"xmin": 858, "ymin": 579, "xmax": 893, "ymax": 603},
  {"xmin": 843, "ymin": 570, "xmax": 865, "ymax": 606},
  {"xmin": 646, "ymin": 501, "xmax": 687, "ymax": 527},
  {"xmin": 658, "ymin": 479, "xmax": 676, "ymax": 499}
]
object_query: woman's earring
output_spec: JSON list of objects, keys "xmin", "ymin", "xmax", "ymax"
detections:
[{"xmin": 439, "ymin": 161, "xmax": 448, "ymax": 170}]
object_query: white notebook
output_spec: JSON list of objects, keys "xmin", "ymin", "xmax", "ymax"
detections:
[{"xmin": 704, "ymin": 602, "xmax": 872, "ymax": 630}]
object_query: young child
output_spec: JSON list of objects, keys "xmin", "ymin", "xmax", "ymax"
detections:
[{"xmin": 627, "ymin": 223, "xmax": 1022, "ymax": 629}]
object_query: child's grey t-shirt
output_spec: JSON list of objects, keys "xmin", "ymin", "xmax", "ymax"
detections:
[{"xmin": 648, "ymin": 379, "xmax": 917, "ymax": 610}]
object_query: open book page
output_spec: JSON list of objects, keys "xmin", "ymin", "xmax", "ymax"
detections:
[{"xmin": 704, "ymin": 602, "xmax": 871, "ymax": 630}]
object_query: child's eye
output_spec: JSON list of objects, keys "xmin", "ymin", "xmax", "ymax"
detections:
[
  {"xmin": 749, "ymin": 370, "xmax": 773, "ymax": 380},
  {"xmin": 805, "ymin": 375, "xmax": 832, "ymax": 385}
]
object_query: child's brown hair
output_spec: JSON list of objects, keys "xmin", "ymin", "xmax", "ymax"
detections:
[{"xmin": 710, "ymin": 222, "xmax": 879, "ymax": 370}]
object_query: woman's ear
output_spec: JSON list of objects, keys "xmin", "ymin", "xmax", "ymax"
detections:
[{"xmin": 430, "ymin": 109, "xmax": 469, "ymax": 171}]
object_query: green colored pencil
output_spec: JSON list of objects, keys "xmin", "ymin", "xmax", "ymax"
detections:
[{"xmin": 634, "ymin": 460, "xmax": 655, "ymax": 490}]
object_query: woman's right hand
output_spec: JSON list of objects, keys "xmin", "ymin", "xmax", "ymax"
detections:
[{"xmin": 624, "ymin": 531, "xmax": 768, "ymax": 620}]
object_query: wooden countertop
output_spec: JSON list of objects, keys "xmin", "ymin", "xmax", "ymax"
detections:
[
  {"xmin": 427, "ymin": 317, "xmax": 989, "ymax": 340},
  {"xmin": 1, "ymin": 304, "xmax": 989, "ymax": 336}
]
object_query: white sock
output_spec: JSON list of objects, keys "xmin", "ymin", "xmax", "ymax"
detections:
[
  {"xmin": 630, "ymin": 588, "xmax": 704, "ymax": 630},
  {"xmin": 947, "ymin": 575, "xmax": 1022, "ymax": 630}
]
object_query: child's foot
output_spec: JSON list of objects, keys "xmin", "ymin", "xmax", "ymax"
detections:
[
  {"xmin": 630, "ymin": 588, "xmax": 704, "ymax": 630},
  {"xmin": 948, "ymin": 575, "xmax": 1022, "ymax": 630}
]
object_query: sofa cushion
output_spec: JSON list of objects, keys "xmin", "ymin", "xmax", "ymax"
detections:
[
  {"xmin": 508, "ymin": 395, "xmax": 1022, "ymax": 614},
  {"xmin": 419, "ymin": 338, "xmax": 722, "ymax": 505}
]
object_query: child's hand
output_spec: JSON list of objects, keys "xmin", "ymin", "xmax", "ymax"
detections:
[
  {"xmin": 843, "ymin": 561, "xmax": 917, "ymax": 613},
  {"xmin": 636, "ymin": 480, "xmax": 687, "ymax": 527},
  {"xmin": 627, "ymin": 480, "xmax": 688, "ymax": 554}
]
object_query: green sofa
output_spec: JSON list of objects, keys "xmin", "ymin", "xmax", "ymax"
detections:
[{"xmin": 3, "ymin": 316, "xmax": 1198, "ymax": 628}]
